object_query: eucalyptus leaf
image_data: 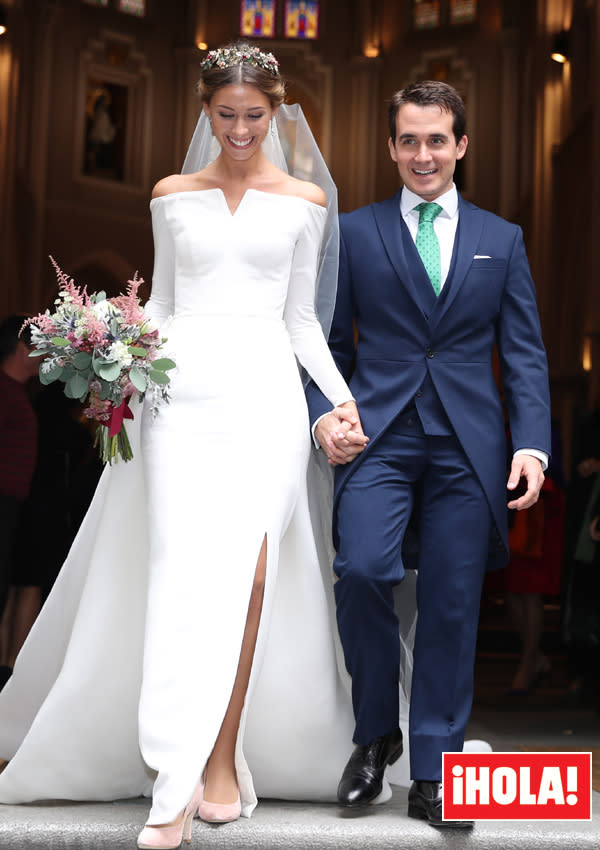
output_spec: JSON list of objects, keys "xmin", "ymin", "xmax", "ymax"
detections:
[
  {"xmin": 129, "ymin": 365, "xmax": 147, "ymax": 393},
  {"xmin": 72, "ymin": 351, "xmax": 92, "ymax": 369},
  {"xmin": 39, "ymin": 364, "xmax": 63, "ymax": 385},
  {"xmin": 51, "ymin": 337, "xmax": 70, "ymax": 347},
  {"xmin": 98, "ymin": 361, "xmax": 121, "ymax": 382},
  {"xmin": 151, "ymin": 358, "xmax": 176, "ymax": 371},
  {"xmin": 67, "ymin": 373, "xmax": 89, "ymax": 400},
  {"xmin": 94, "ymin": 291, "xmax": 107, "ymax": 303},
  {"xmin": 64, "ymin": 383, "xmax": 75, "ymax": 399},
  {"xmin": 99, "ymin": 379, "xmax": 112, "ymax": 400},
  {"xmin": 28, "ymin": 349, "xmax": 47, "ymax": 357},
  {"xmin": 149, "ymin": 369, "xmax": 170, "ymax": 385},
  {"xmin": 92, "ymin": 357, "xmax": 109, "ymax": 377},
  {"xmin": 129, "ymin": 346, "xmax": 146, "ymax": 357}
]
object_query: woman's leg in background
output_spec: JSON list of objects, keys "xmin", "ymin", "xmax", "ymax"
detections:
[{"xmin": 506, "ymin": 591, "xmax": 548, "ymax": 691}]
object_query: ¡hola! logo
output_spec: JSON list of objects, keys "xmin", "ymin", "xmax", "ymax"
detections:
[{"xmin": 442, "ymin": 752, "xmax": 592, "ymax": 821}]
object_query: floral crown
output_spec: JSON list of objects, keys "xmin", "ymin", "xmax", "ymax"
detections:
[{"xmin": 200, "ymin": 45, "xmax": 280, "ymax": 77}]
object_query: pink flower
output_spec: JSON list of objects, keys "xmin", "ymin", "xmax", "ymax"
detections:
[
  {"xmin": 110, "ymin": 273, "xmax": 146, "ymax": 325},
  {"xmin": 49, "ymin": 256, "xmax": 91, "ymax": 307},
  {"xmin": 22, "ymin": 313, "xmax": 56, "ymax": 335},
  {"xmin": 84, "ymin": 314, "xmax": 108, "ymax": 346}
]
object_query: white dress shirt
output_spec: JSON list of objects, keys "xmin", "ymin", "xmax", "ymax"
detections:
[{"xmin": 401, "ymin": 184, "xmax": 459, "ymax": 290}]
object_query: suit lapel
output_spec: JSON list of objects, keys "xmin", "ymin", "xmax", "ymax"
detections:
[
  {"xmin": 371, "ymin": 193, "xmax": 425, "ymax": 314},
  {"xmin": 429, "ymin": 197, "xmax": 484, "ymax": 331}
]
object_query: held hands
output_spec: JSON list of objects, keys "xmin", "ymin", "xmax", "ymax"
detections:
[
  {"xmin": 506, "ymin": 454, "xmax": 545, "ymax": 511},
  {"xmin": 315, "ymin": 401, "xmax": 369, "ymax": 466}
]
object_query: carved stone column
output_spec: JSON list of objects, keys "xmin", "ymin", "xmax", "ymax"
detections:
[
  {"xmin": 346, "ymin": 56, "xmax": 381, "ymax": 210},
  {"xmin": 173, "ymin": 0, "xmax": 209, "ymax": 169},
  {"xmin": 498, "ymin": 29, "xmax": 519, "ymax": 220},
  {"xmin": 530, "ymin": 0, "xmax": 573, "ymax": 342},
  {"xmin": 174, "ymin": 46, "xmax": 204, "ymax": 172},
  {"xmin": 586, "ymin": 0, "xmax": 600, "ymax": 405},
  {"xmin": 0, "ymin": 0, "xmax": 28, "ymax": 314},
  {"xmin": 22, "ymin": 0, "xmax": 63, "ymax": 313}
]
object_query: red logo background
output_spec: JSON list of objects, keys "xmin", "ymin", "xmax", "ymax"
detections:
[{"xmin": 442, "ymin": 752, "xmax": 592, "ymax": 821}]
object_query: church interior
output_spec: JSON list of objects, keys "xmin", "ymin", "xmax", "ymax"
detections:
[
  {"xmin": 1, "ymin": 0, "xmax": 599, "ymax": 456},
  {"xmin": 1, "ymin": 0, "xmax": 600, "ymax": 706}
]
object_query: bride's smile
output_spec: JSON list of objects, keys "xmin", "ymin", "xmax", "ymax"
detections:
[{"xmin": 204, "ymin": 84, "xmax": 273, "ymax": 161}]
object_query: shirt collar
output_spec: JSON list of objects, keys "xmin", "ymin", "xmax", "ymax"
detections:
[{"xmin": 400, "ymin": 184, "xmax": 458, "ymax": 219}]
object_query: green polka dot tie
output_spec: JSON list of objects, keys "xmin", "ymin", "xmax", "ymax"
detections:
[{"xmin": 415, "ymin": 202, "xmax": 443, "ymax": 296}]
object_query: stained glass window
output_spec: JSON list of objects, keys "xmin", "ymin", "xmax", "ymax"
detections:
[
  {"xmin": 240, "ymin": 1, "xmax": 276, "ymax": 38},
  {"xmin": 284, "ymin": 1, "xmax": 319, "ymax": 40},
  {"xmin": 118, "ymin": 0, "xmax": 146, "ymax": 17},
  {"xmin": 450, "ymin": 0, "xmax": 477, "ymax": 25},
  {"xmin": 413, "ymin": 0, "xmax": 440, "ymax": 30}
]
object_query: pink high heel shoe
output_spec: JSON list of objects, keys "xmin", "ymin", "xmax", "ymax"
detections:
[
  {"xmin": 137, "ymin": 781, "xmax": 204, "ymax": 849},
  {"xmin": 197, "ymin": 793, "xmax": 241, "ymax": 824}
]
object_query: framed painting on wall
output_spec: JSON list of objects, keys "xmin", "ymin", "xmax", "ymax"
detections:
[
  {"xmin": 76, "ymin": 29, "xmax": 152, "ymax": 191},
  {"xmin": 240, "ymin": 1, "xmax": 276, "ymax": 38},
  {"xmin": 83, "ymin": 80, "xmax": 128, "ymax": 182},
  {"xmin": 284, "ymin": 1, "xmax": 319, "ymax": 39}
]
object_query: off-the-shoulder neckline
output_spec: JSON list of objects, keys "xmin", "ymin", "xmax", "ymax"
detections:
[{"xmin": 149, "ymin": 187, "xmax": 327, "ymax": 215}]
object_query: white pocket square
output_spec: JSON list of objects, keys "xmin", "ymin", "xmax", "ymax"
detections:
[{"xmin": 473, "ymin": 254, "xmax": 492, "ymax": 259}]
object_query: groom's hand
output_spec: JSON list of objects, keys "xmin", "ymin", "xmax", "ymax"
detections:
[
  {"xmin": 315, "ymin": 401, "xmax": 369, "ymax": 466},
  {"xmin": 507, "ymin": 454, "xmax": 545, "ymax": 510}
]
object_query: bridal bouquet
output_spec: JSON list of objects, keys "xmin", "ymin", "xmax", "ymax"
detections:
[{"xmin": 25, "ymin": 257, "xmax": 175, "ymax": 464}]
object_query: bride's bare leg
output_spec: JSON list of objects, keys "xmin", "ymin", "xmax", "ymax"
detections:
[{"xmin": 203, "ymin": 536, "xmax": 267, "ymax": 803}]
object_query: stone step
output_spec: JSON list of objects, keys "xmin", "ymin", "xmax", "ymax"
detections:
[{"xmin": 0, "ymin": 791, "xmax": 598, "ymax": 850}]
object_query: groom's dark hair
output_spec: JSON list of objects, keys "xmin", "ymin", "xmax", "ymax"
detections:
[{"xmin": 388, "ymin": 80, "xmax": 467, "ymax": 144}]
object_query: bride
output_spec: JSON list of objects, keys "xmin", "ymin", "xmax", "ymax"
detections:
[{"xmin": 0, "ymin": 41, "xmax": 417, "ymax": 849}]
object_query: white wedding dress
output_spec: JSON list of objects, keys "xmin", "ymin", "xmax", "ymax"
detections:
[{"xmin": 0, "ymin": 189, "xmax": 416, "ymax": 825}]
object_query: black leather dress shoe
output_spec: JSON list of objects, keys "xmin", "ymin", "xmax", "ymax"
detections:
[
  {"xmin": 337, "ymin": 728, "xmax": 403, "ymax": 808},
  {"xmin": 408, "ymin": 780, "xmax": 474, "ymax": 828}
]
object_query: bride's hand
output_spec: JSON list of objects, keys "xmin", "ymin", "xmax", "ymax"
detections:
[{"xmin": 315, "ymin": 401, "xmax": 369, "ymax": 466}]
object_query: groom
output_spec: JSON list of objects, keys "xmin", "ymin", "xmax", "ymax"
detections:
[{"xmin": 306, "ymin": 81, "xmax": 550, "ymax": 827}]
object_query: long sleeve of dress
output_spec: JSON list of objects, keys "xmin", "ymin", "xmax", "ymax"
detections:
[
  {"xmin": 144, "ymin": 199, "xmax": 175, "ymax": 326},
  {"xmin": 284, "ymin": 204, "xmax": 352, "ymax": 408}
]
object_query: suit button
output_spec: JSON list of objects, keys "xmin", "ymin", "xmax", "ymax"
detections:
[
  {"xmin": 415, "ymin": 390, "xmax": 423, "ymax": 397},
  {"xmin": 426, "ymin": 349, "xmax": 435, "ymax": 358}
]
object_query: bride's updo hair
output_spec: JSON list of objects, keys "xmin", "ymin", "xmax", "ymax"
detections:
[{"xmin": 198, "ymin": 41, "xmax": 286, "ymax": 108}]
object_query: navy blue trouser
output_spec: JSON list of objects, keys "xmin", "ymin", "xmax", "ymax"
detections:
[{"xmin": 333, "ymin": 417, "xmax": 492, "ymax": 781}]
